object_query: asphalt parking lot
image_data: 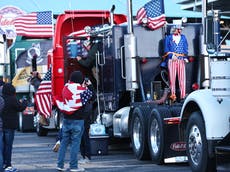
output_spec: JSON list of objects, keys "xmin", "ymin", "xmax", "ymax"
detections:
[{"xmin": 12, "ymin": 131, "xmax": 191, "ymax": 172}]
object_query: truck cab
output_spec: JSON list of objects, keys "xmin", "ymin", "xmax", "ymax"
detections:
[
  {"xmin": 35, "ymin": 10, "xmax": 127, "ymax": 136},
  {"xmin": 179, "ymin": 8, "xmax": 230, "ymax": 172}
]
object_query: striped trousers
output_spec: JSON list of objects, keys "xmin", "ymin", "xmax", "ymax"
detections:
[{"xmin": 168, "ymin": 59, "xmax": 186, "ymax": 99}]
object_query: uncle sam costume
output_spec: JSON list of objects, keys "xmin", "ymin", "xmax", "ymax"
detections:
[{"xmin": 163, "ymin": 27, "xmax": 188, "ymax": 101}]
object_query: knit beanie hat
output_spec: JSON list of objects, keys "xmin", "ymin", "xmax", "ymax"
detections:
[
  {"xmin": 2, "ymin": 83, "xmax": 16, "ymax": 96},
  {"xmin": 70, "ymin": 71, "xmax": 83, "ymax": 83}
]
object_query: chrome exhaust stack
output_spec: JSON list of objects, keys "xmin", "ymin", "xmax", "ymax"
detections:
[
  {"xmin": 110, "ymin": 5, "xmax": 115, "ymax": 26},
  {"xmin": 124, "ymin": 0, "xmax": 138, "ymax": 91}
]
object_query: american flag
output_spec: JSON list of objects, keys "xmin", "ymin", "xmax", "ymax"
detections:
[
  {"xmin": 136, "ymin": 0, "xmax": 166, "ymax": 30},
  {"xmin": 55, "ymin": 83, "xmax": 93, "ymax": 115},
  {"xmin": 66, "ymin": 40, "xmax": 87, "ymax": 58},
  {"xmin": 14, "ymin": 11, "xmax": 53, "ymax": 38},
  {"xmin": 81, "ymin": 89, "xmax": 93, "ymax": 105},
  {"xmin": 35, "ymin": 67, "xmax": 52, "ymax": 118}
]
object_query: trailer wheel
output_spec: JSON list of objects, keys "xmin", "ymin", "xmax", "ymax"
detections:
[
  {"xmin": 186, "ymin": 111, "xmax": 216, "ymax": 172},
  {"xmin": 18, "ymin": 112, "xmax": 35, "ymax": 132},
  {"xmin": 148, "ymin": 109, "xmax": 164, "ymax": 164},
  {"xmin": 36, "ymin": 122, "xmax": 48, "ymax": 136},
  {"xmin": 130, "ymin": 107, "xmax": 149, "ymax": 160}
]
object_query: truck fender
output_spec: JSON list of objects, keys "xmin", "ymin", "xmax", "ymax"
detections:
[
  {"xmin": 180, "ymin": 89, "xmax": 230, "ymax": 140},
  {"xmin": 113, "ymin": 106, "xmax": 130, "ymax": 137}
]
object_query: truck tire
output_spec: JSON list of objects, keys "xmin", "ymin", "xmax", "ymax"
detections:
[
  {"xmin": 36, "ymin": 122, "xmax": 48, "ymax": 136},
  {"xmin": 18, "ymin": 112, "xmax": 35, "ymax": 132},
  {"xmin": 186, "ymin": 111, "xmax": 216, "ymax": 172},
  {"xmin": 35, "ymin": 114, "xmax": 48, "ymax": 136},
  {"xmin": 147, "ymin": 109, "xmax": 164, "ymax": 164},
  {"xmin": 130, "ymin": 107, "xmax": 150, "ymax": 160}
]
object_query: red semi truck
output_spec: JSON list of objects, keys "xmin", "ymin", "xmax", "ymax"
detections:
[{"xmin": 34, "ymin": 9, "xmax": 127, "ymax": 136}]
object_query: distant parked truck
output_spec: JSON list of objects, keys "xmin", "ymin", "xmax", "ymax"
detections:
[{"xmin": 10, "ymin": 36, "xmax": 52, "ymax": 132}]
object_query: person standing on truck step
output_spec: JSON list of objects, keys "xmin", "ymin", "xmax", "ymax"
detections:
[
  {"xmin": 2, "ymin": 83, "xmax": 27, "ymax": 172},
  {"xmin": 76, "ymin": 39, "xmax": 100, "ymax": 86},
  {"xmin": 162, "ymin": 21, "xmax": 189, "ymax": 102},
  {"xmin": 56, "ymin": 71, "xmax": 94, "ymax": 172}
]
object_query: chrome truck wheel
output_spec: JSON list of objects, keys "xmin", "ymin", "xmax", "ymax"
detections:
[
  {"xmin": 150, "ymin": 118, "xmax": 160, "ymax": 154},
  {"xmin": 148, "ymin": 109, "xmax": 164, "ymax": 164},
  {"xmin": 186, "ymin": 111, "xmax": 216, "ymax": 172},
  {"xmin": 18, "ymin": 112, "xmax": 23, "ymax": 132},
  {"xmin": 130, "ymin": 107, "xmax": 150, "ymax": 160},
  {"xmin": 133, "ymin": 116, "xmax": 141, "ymax": 151},
  {"xmin": 188, "ymin": 125, "xmax": 202, "ymax": 166}
]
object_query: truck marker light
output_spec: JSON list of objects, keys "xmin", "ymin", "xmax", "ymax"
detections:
[
  {"xmin": 192, "ymin": 83, "xmax": 199, "ymax": 90},
  {"xmin": 164, "ymin": 117, "xmax": 181, "ymax": 125},
  {"xmin": 141, "ymin": 58, "xmax": 148, "ymax": 64},
  {"xmin": 58, "ymin": 68, "xmax": 63, "ymax": 73}
]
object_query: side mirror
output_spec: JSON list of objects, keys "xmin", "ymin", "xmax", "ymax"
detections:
[{"xmin": 205, "ymin": 10, "xmax": 221, "ymax": 54}]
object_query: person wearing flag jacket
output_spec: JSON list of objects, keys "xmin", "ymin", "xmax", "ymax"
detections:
[{"xmin": 56, "ymin": 71, "xmax": 94, "ymax": 172}]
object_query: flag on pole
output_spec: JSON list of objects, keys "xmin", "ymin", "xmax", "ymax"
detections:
[
  {"xmin": 136, "ymin": 0, "xmax": 166, "ymax": 30},
  {"xmin": 14, "ymin": 11, "xmax": 53, "ymax": 38},
  {"xmin": 35, "ymin": 67, "xmax": 52, "ymax": 118},
  {"xmin": 55, "ymin": 82, "xmax": 93, "ymax": 115}
]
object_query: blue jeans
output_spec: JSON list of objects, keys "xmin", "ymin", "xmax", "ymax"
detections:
[
  {"xmin": 3, "ymin": 129, "xmax": 15, "ymax": 168},
  {"xmin": 57, "ymin": 119, "xmax": 84, "ymax": 169},
  {"xmin": 56, "ymin": 127, "xmax": 63, "ymax": 141},
  {"xmin": 0, "ymin": 131, "xmax": 3, "ymax": 172}
]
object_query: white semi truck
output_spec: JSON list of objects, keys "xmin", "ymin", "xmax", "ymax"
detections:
[{"xmin": 83, "ymin": 1, "xmax": 229, "ymax": 171}]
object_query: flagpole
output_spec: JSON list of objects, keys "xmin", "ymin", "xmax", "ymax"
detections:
[
  {"xmin": 126, "ymin": 0, "xmax": 133, "ymax": 34},
  {"xmin": 124, "ymin": 0, "xmax": 138, "ymax": 92},
  {"xmin": 51, "ymin": 10, "xmax": 54, "ymax": 41}
]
